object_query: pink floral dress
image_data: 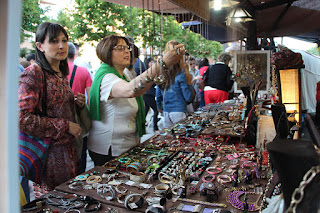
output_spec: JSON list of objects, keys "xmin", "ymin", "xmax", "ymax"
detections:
[{"xmin": 19, "ymin": 64, "xmax": 79, "ymax": 190}]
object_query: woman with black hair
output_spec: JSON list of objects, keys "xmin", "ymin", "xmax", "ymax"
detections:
[{"xmin": 19, "ymin": 22, "xmax": 85, "ymax": 190}]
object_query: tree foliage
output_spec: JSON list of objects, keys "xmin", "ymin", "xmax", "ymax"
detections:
[
  {"xmin": 21, "ymin": 0, "xmax": 46, "ymax": 42},
  {"xmin": 59, "ymin": 0, "xmax": 222, "ymax": 59},
  {"xmin": 306, "ymin": 46, "xmax": 320, "ymax": 56}
]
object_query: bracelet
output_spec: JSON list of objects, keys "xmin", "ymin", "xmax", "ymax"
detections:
[
  {"xmin": 84, "ymin": 200, "xmax": 101, "ymax": 212},
  {"xmin": 75, "ymin": 174, "xmax": 89, "ymax": 181},
  {"xmin": 157, "ymin": 58, "xmax": 169, "ymax": 70},
  {"xmin": 154, "ymin": 183, "xmax": 169, "ymax": 196},
  {"xmin": 124, "ymin": 193, "xmax": 144, "ymax": 210},
  {"xmin": 118, "ymin": 157, "xmax": 131, "ymax": 164},
  {"xmin": 86, "ymin": 175, "xmax": 102, "ymax": 184},
  {"xmin": 217, "ymin": 175, "xmax": 232, "ymax": 184},
  {"xmin": 117, "ymin": 193, "xmax": 128, "ymax": 204},
  {"xmin": 147, "ymin": 155, "xmax": 160, "ymax": 165},
  {"xmin": 115, "ymin": 184, "xmax": 128, "ymax": 194},
  {"xmin": 206, "ymin": 167, "xmax": 222, "ymax": 175},
  {"xmin": 126, "ymin": 162, "xmax": 142, "ymax": 173},
  {"xmin": 201, "ymin": 174, "xmax": 215, "ymax": 183},
  {"xmin": 96, "ymin": 184, "xmax": 115, "ymax": 201},
  {"xmin": 129, "ymin": 171, "xmax": 146, "ymax": 183},
  {"xmin": 64, "ymin": 210, "xmax": 81, "ymax": 213},
  {"xmin": 22, "ymin": 198, "xmax": 45, "ymax": 211},
  {"xmin": 69, "ymin": 181, "xmax": 84, "ymax": 190}
]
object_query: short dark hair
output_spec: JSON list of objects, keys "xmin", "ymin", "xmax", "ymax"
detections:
[
  {"xmin": 199, "ymin": 57, "xmax": 209, "ymax": 69},
  {"xmin": 26, "ymin": 53, "xmax": 35, "ymax": 62},
  {"xmin": 96, "ymin": 34, "xmax": 129, "ymax": 67},
  {"xmin": 35, "ymin": 22, "xmax": 69, "ymax": 76},
  {"xmin": 68, "ymin": 42, "xmax": 76, "ymax": 59}
]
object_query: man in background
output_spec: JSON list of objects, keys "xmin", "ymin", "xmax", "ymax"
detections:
[
  {"xmin": 67, "ymin": 42, "xmax": 92, "ymax": 173},
  {"xmin": 26, "ymin": 53, "xmax": 35, "ymax": 65}
]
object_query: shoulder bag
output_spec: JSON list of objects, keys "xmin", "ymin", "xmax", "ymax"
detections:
[{"xmin": 19, "ymin": 71, "xmax": 51, "ymax": 184}]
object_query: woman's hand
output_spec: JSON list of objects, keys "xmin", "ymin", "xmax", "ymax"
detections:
[
  {"xmin": 75, "ymin": 92, "xmax": 85, "ymax": 108},
  {"xmin": 69, "ymin": 121, "xmax": 82, "ymax": 138},
  {"xmin": 162, "ymin": 44, "xmax": 185, "ymax": 67}
]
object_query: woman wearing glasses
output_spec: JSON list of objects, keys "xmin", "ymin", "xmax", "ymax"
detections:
[{"xmin": 88, "ymin": 35, "xmax": 185, "ymax": 166}]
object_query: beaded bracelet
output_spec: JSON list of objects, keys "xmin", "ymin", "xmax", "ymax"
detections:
[
  {"xmin": 227, "ymin": 191, "xmax": 261, "ymax": 211},
  {"xmin": 118, "ymin": 157, "xmax": 131, "ymax": 164}
]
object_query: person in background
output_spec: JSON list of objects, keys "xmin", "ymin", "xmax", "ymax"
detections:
[
  {"xmin": 26, "ymin": 53, "xmax": 36, "ymax": 65},
  {"xmin": 88, "ymin": 35, "xmax": 185, "ymax": 166},
  {"xmin": 20, "ymin": 60, "xmax": 31, "ymax": 69},
  {"xmin": 125, "ymin": 36, "xmax": 147, "ymax": 77},
  {"xmin": 67, "ymin": 42, "xmax": 92, "ymax": 105},
  {"xmin": 316, "ymin": 81, "xmax": 320, "ymax": 126},
  {"xmin": 19, "ymin": 22, "xmax": 84, "ymax": 192},
  {"xmin": 73, "ymin": 43, "xmax": 92, "ymax": 74},
  {"xmin": 198, "ymin": 57, "xmax": 209, "ymax": 108},
  {"xmin": 143, "ymin": 57, "xmax": 159, "ymax": 132},
  {"xmin": 67, "ymin": 42, "xmax": 92, "ymax": 173},
  {"xmin": 203, "ymin": 53, "xmax": 233, "ymax": 105},
  {"xmin": 156, "ymin": 40, "xmax": 194, "ymax": 129},
  {"xmin": 188, "ymin": 56, "xmax": 202, "ymax": 111}
]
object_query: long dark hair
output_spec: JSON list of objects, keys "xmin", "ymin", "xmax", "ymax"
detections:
[{"xmin": 35, "ymin": 22, "xmax": 69, "ymax": 76}]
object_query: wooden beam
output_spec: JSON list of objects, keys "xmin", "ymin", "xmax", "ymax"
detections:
[{"xmin": 254, "ymin": 0, "xmax": 297, "ymax": 11}]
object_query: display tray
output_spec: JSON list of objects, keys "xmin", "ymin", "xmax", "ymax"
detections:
[{"xmin": 103, "ymin": 146, "xmax": 175, "ymax": 174}]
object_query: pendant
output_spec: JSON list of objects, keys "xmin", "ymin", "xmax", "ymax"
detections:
[{"xmin": 133, "ymin": 87, "xmax": 139, "ymax": 93}]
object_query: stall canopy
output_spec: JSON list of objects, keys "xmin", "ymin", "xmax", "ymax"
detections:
[{"xmin": 103, "ymin": 0, "xmax": 320, "ymax": 43}]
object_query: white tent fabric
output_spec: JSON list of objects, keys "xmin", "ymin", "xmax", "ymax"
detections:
[{"xmin": 293, "ymin": 50, "xmax": 320, "ymax": 113}]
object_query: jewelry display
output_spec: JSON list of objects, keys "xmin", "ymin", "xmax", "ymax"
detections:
[{"xmin": 227, "ymin": 191, "xmax": 261, "ymax": 211}]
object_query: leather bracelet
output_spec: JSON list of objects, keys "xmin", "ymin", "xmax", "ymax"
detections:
[
  {"xmin": 84, "ymin": 200, "xmax": 101, "ymax": 212},
  {"xmin": 206, "ymin": 167, "xmax": 222, "ymax": 175},
  {"xmin": 22, "ymin": 198, "xmax": 45, "ymax": 211},
  {"xmin": 124, "ymin": 193, "xmax": 144, "ymax": 210}
]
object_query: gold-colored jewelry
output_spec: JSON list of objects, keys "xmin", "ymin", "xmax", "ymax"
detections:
[{"xmin": 86, "ymin": 175, "xmax": 102, "ymax": 184}]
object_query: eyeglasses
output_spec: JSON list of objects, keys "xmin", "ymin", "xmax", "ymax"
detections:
[{"xmin": 112, "ymin": 45, "xmax": 131, "ymax": 52}]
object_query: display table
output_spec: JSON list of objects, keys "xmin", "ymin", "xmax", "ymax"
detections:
[
  {"xmin": 23, "ymin": 102, "xmax": 272, "ymax": 213},
  {"xmin": 23, "ymin": 143, "xmax": 270, "ymax": 213}
]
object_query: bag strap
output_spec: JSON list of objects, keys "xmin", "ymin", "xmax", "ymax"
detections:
[{"xmin": 70, "ymin": 65, "xmax": 77, "ymax": 88}]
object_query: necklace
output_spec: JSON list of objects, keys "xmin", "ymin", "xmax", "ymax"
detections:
[{"xmin": 55, "ymin": 73, "xmax": 63, "ymax": 79}]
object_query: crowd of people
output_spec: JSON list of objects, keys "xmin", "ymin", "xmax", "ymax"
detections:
[{"xmin": 18, "ymin": 22, "xmax": 234, "ymax": 203}]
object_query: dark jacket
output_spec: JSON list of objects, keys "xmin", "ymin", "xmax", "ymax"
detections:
[{"xmin": 204, "ymin": 62, "xmax": 233, "ymax": 92}]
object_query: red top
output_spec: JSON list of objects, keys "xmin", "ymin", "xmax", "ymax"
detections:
[
  {"xmin": 317, "ymin": 81, "xmax": 320, "ymax": 101},
  {"xmin": 67, "ymin": 61, "xmax": 92, "ymax": 95}
]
